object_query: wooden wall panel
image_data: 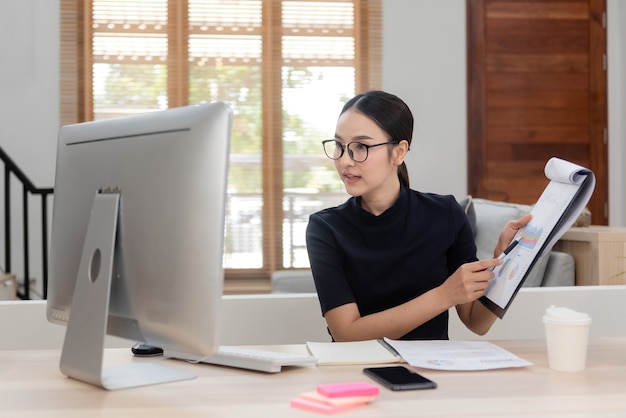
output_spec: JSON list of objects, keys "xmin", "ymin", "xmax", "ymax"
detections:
[{"xmin": 467, "ymin": 0, "xmax": 608, "ymax": 224}]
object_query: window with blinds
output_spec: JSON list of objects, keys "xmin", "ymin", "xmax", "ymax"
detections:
[{"xmin": 60, "ymin": 0, "xmax": 381, "ymax": 291}]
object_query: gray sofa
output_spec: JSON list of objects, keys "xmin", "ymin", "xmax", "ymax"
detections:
[{"xmin": 273, "ymin": 197, "xmax": 575, "ymax": 293}]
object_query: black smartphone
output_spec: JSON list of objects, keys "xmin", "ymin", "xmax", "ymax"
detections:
[{"xmin": 363, "ymin": 366, "xmax": 437, "ymax": 391}]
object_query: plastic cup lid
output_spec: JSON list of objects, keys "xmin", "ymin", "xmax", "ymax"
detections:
[{"xmin": 542, "ymin": 305, "xmax": 592, "ymax": 325}]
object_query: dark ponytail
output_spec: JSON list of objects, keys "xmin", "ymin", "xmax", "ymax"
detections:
[
  {"xmin": 398, "ymin": 162, "xmax": 410, "ymax": 188},
  {"xmin": 341, "ymin": 90, "xmax": 413, "ymax": 188}
]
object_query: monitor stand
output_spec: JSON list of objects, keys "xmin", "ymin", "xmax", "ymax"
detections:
[{"xmin": 59, "ymin": 191, "xmax": 196, "ymax": 390}]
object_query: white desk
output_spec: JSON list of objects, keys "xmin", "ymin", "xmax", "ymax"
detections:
[{"xmin": 1, "ymin": 338, "xmax": 625, "ymax": 417}]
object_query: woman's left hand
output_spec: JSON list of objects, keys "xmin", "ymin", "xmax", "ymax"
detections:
[{"xmin": 494, "ymin": 214, "xmax": 532, "ymax": 257}]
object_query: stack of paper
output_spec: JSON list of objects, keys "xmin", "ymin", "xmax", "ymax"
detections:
[
  {"xmin": 383, "ymin": 338, "xmax": 532, "ymax": 371},
  {"xmin": 290, "ymin": 381, "xmax": 379, "ymax": 414}
]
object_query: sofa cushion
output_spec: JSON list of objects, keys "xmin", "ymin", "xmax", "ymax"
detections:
[
  {"xmin": 520, "ymin": 251, "xmax": 550, "ymax": 287},
  {"xmin": 458, "ymin": 195, "xmax": 477, "ymax": 237},
  {"xmin": 472, "ymin": 198, "xmax": 533, "ymax": 260},
  {"xmin": 272, "ymin": 270, "xmax": 316, "ymax": 293},
  {"xmin": 541, "ymin": 252, "xmax": 576, "ymax": 286}
]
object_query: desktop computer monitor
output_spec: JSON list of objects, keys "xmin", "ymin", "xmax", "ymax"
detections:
[{"xmin": 46, "ymin": 102, "xmax": 231, "ymax": 389}]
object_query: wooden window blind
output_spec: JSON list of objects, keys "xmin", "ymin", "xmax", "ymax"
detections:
[{"xmin": 60, "ymin": 0, "xmax": 381, "ymax": 292}]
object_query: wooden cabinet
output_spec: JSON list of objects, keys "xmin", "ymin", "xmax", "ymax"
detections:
[{"xmin": 554, "ymin": 226, "xmax": 626, "ymax": 286}]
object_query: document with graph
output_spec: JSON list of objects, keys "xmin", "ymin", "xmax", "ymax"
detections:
[{"xmin": 480, "ymin": 157, "xmax": 596, "ymax": 318}]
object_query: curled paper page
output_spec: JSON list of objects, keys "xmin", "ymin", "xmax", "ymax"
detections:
[{"xmin": 544, "ymin": 157, "xmax": 592, "ymax": 185}]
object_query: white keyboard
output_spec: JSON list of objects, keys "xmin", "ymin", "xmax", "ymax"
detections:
[{"xmin": 166, "ymin": 346, "xmax": 318, "ymax": 373}]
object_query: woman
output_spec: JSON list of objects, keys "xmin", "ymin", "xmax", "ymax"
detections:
[{"xmin": 305, "ymin": 90, "xmax": 530, "ymax": 341}]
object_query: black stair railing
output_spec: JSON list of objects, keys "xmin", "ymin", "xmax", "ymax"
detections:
[{"xmin": 0, "ymin": 147, "xmax": 53, "ymax": 300}]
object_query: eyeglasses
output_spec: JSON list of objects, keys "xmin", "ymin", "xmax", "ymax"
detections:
[{"xmin": 322, "ymin": 139, "xmax": 401, "ymax": 163}]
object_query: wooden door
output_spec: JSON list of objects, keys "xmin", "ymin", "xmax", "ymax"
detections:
[{"xmin": 467, "ymin": 0, "xmax": 608, "ymax": 225}]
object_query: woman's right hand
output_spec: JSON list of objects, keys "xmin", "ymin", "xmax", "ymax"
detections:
[{"xmin": 441, "ymin": 258, "xmax": 503, "ymax": 306}]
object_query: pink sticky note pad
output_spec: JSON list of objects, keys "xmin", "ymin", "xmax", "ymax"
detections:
[
  {"xmin": 290, "ymin": 396, "xmax": 365, "ymax": 415},
  {"xmin": 316, "ymin": 381, "xmax": 380, "ymax": 398},
  {"xmin": 299, "ymin": 391, "xmax": 375, "ymax": 407}
]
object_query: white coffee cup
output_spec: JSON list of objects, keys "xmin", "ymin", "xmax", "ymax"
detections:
[{"xmin": 542, "ymin": 305, "xmax": 592, "ymax": 372}]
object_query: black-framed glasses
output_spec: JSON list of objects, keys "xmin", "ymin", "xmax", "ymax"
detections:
[{"xmin": 322, "ymin": 139, "xmax": 401, "ymax": 163}]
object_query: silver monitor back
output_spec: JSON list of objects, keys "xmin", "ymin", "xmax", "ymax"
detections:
[{"xmin": 47, "ymin": 102, "xmax": 231, "ymax": 362}]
